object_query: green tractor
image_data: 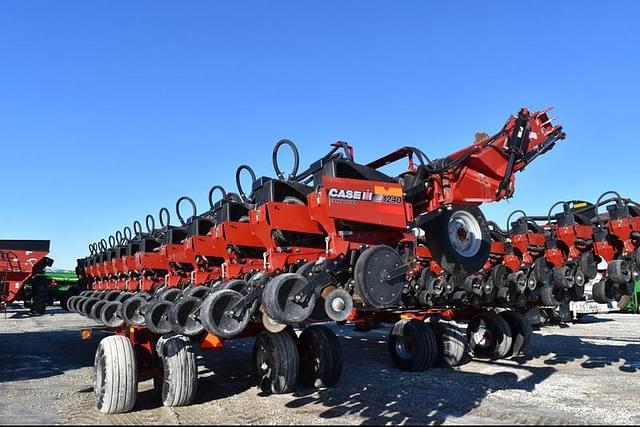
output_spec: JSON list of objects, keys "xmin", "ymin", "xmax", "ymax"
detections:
[{"xmin": 21, "ymin": 270, "xmax": 81, "ymax": 314}]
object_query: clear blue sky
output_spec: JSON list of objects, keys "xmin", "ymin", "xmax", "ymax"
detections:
[{"xmin": 1, "ymin": 1, "xmax": 639, "ymax": 269}]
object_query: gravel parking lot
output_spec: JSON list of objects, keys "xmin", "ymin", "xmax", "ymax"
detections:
[{"xmin": 1, "ymin": 305, "xmax": 639, "ymax": 425}]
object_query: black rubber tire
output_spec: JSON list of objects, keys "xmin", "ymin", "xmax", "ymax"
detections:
[
  {"xmin": 200, "ymin": 289, "xmax": 251, "ymax": 339},
  {"xmin": 466, "ymin": 311, "xmax": 513, "ymax": 360},
  {"xmin": 262, "ymin": 273, "xmax": 315, "ymax": 324},
  {"xmin": 158, "ymin": 288, "xmax": 182, "ymax": 302},
  {"xmin": 532, "ymin": 258, "xmax": 552, "ymax": 286},
  {"xmin": 169, "ymin": 296, "xmax": 205, "ymax": 336},
  {"xmin": 499, "ymin": 311, "xmax": 533, "ymax": 357},
  {"xmin": 253, "ymin": 329, "xmax": 300, "ymax": 394},
  {"xmin": 222, "ymin": 279, "xmax": 249, "ymax": 295},
  {"xmin": 90, "ymin": 300, "xmax": 110, "ymax": 323},
  {"xmin": 580, "ymin": 252, "xmax": 598, "ymax": 280},
  {"xmin": 121, "ymin": 295, "xmax": 148, "ymax": 326},
  {"xmin": 298, "ymin": 325, "xmax": 342, "ymax": 388},
  {"xmin": 552, "ymin": 266, "xmax": 574, "ymax": 289},
  {"xmin": 60, "ymin": 292, "xmax": 71, "ymax": 311},
  {"xmin": 154, "ymin": 335, "xmax": 198, "ymax": 407},
  {"xmin": 608, "ymin": 259, "xmax": 632, "ymax": 284},
  {"xmin": 388, "ymin": 319, "xmax": 437, "ymax": 371},
  {"xmin": 30, "ymin": 276, "xmax": 48, "ymax": 315},
  {"xmin": 183, "ymin": 285, "xmax": 211, "ymax": 300},
  {"xmin": 82, "ymin": 297, "xmax": 101, "ymax": 318},
  {"xmin": 101, "ymin": 301, "xmax": 125, "ymax": 328},
  {"xmin": 94, "ymin": 335, "xmax": 137, "ymax": 414},
  {"xmin": 592, "ymin": 278, "xmax": 610, "ymax": 304},
  {"xmin": 423, "ymin": 206, "xmax": 491, "ymax": 276},
  {"xmin": 539, "ymin": 285, "xmax": 561, "ymax": 306},
  {"xmin": 429, "ymin": 318, "xmax": 471, "ymax": 367},
  {"xmin": 144, "ymin": 300, "xmax": 174, "ymax": 335}
]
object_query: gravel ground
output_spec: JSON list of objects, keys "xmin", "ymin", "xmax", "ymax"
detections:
[{"xmin": 1, "ymin": 304, "xmax": 639, "ymax": 425}]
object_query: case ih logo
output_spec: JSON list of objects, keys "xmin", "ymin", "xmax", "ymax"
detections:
[
  {"xmin": 328, "ymin": 188, "xmax": 374, "ymax": 201},
  {"xmin": 328, "ymin": 186, "xmax": 402, "ymax": 204}
]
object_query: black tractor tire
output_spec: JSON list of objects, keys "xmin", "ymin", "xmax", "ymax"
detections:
[
  {"xmin": 423, "ymin": 206, "xmax": 491, "ymax": 276},
  {"xmin": 608, "ymin": 259, "xmax": 632, "ymax": 284},
  {"xmin": 388, "ymin": 319, "xmax": 438, "ymax": 371},
  {"xmin": 30, "ymin": 276, "xmax": 48, "ymax": 315},
  {"xmin": 253, "ymin": 328, "xmax": 300, "ymax": 394},
  {"xmin": 466, "ymin": 311, "xmax": 513, "ymax": 360},
  {"xmin": 499, "ymin": 311, "xmax": 533, "ymax": 357},
  {"xmin": 592, "ymin": 279, "xmax": 610, "ymax": 304},
  {"xmin": 298, "ymin": 325, "xmax": 342, "ymax": 388},
  {"xmin": 154, "ymin": 335, "xmax": 198, "ymax": 407},
  {"xmin": 94, "ymin": 335, "xmax": 138, "ymax": 414},
  {"xmin": 429, "ymin": 318, "xmax": 471, "ymax": 367}
]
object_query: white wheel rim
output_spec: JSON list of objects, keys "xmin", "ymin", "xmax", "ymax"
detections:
[{"xmin": 447, "ymin": 211, "xmax": 482, "ymax": 257}]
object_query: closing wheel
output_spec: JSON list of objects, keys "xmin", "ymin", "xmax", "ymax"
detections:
[
  {"xmin": 354, "ymin": 245, "xmax": 406, "ymax": 309},
  {"xmin": 104, "ymin": 290, "xmax": 121, "ymax": 301},
  {"xmin": 115, "ymin": 292, "xmax": 134, "ymax": 303},
  {"xmin": 539, "ymin": 284, "xmax": 561, "ymax": 306},
  {"xmin": 169, "ymin": 296, "xmax": 205, "ymax": 336},
  {"xmin": 424, "ymin": 206, "xmax": 491, "ymax": 275},
  {"xmin": 157, "ymin": 288, "xmax": 182, "ymax": 302},
  {"xmin": 154, "ymin": 335, "xmax": 198, "ymax": 407},
  {"xmin": 121, "ymin": 295, "xmax": 148, "ymax": 326},
  {"xmin": 466, "ymin": 311, "xmax": 513, "ymax": 360},
  {"xmin": 552, "ymin": 266, "xmax": 574, "ymax": 289},
  {"xmin": 608, "ymin": 259, "xmax": 632, "ymax": 284},
  {"xmin": 253, "ymin": 328, "xmax": 300, "ymax": 394},
  {"xmin": 579, "ymin": 252, "xmax": 598, "ymax": 280},
  {"xmin": 298, "ymin": 325, "xmax": 342, "ymax": 388},
  {"xmin": 428, "ymin": 318, "xmax": 471, "ymax": 367},
  {"xmin": 491, "ymin": 264, "xmax": 508, "ymax": 288},
  {"xmin": 68, "ymin": 296, "xmax": 82, "ymax": 313},
  {"xmin": 183, "ymin": 285, "xmax": 211, "ymax": 300},
  {"xmin": 144, "ymin": 300, "xmax": 174, "ymax": 335},
  {"xmin": 262, "ymin": 273, "xmax": 316, "ymax": 324},
  {"xmin": 200, "ymin": 289, "xmax": 252, "ymax": 339},
  {"xmin": 532, "ymin": 258, "xmax": 552, "ymax": 286},
  {"xmin": 222, "ymin": 279, "xmax": 249, "ymax": 295},
  {"xmin": 499, "ymin": 311, "xmax": 533, "ymax": 357},
  {"xmin": 90, "ymin": 299, "xmax": 110, "ymax": 323},
  {"xmin": 324, "ymin": 288, "xmax": 353, "ymax": 322},
  {"xmin": 388, "ymin": 319, "xmax": 438, "ymax": 371},
  {"xmin": 94, "ymin": 335, "xmax": 137, "ymax": 414},
  {"xmin": 82, "ymin": 297, "xmax": 101, "ymax": 318},
  {"xmin": 101, "ymin": 301, "xmax": 125, "ymax": 328}
]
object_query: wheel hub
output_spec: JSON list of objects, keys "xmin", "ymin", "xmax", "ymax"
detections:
[{"xmin": 448, "ymin": 211, "xmax": 482, "ymax": 257}]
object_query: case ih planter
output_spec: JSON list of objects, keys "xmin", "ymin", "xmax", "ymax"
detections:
[{"xmin": 72, "ymin": 107, "xmax": 567, "ymax": 413}]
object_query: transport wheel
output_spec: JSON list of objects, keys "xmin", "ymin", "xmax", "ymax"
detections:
[
  {"xmin": 354, "ymin": 245, "xmax": 406, "ymax": 309},
  {"xmin": 552, "ymin": 266, "xmax": 574, "ymax": 289},
  {"xmin": 323, "ymin": 288, "xmax": 353, "ymax": 322},
  {"xmin": 253, "ymin": 328, "xmax": 300, "ymax": 394},
  {"xmin": 121, "ymin": 295, "xmax": 148, "ymax": 326},
  {"xmin": 608, "ymin": 259, "xmax": 632, "ymax": 284},
  {"xmin": 30, "ymin": 275, "xmax": 48, "ymax": 315},
  {"xmin": 532, "ymin": 258, "xmax": 552, "ymax": 286},
  {"xmin": 82, "ymin": 297, "xmax": 101, "ymax": 318},
  {"xmin": 579, "ymin": 252, "xmax": 598, "ymax": 280},
  {"xmin": 592, "ymin": 278, "xmax": 610, "ymax": 303},
  {"xmin": 428, "ymin": 318, "xmax": 471, "ymax": 367},
  {"xmin": 94, "ymin": 335, "xmax": 137, "ymax": 414},
  {"xmin": 169, "ymin": 296, "xmax": 205, "ymax": 336},
  {"xmin": 499, "ymin": 311, "xmax": 532, "ymax": 357},
  {"xmin": 200, "ymin": 289, "xmax": 252, "ymax": 339},
  {"xmin": 262, "ymin": 273, "xmax": 316, "ymax": 324},
  {"xmin": 154, "ymin": 335, "xmax": 198, "ymax": 407},
  {"xmin": 222, "ymin": 279, "xmax": 249, "ymax": 295},
  {"xmin": 424, "ymin": 206, "xmax": 490, "ymax": 276},
  {"xmin": 101, "ymin": 301, "xmax": 125, "ymax": 328},
  {"xmin": 158, "ymin": 288, "xmax": 182, "ymax": 302},
  {"xmin": 298, "ymin": 325, "xmax": 342, "ymax": 388},
  {"xmin": 466, "ymin": 311, "xmax": 512, "ymax": 360},
  {"xmin": 144, "ymin": 300, "xmax": 174, "ymax": 335},
  {"xmin": 388, "ymin": 319, "xmax": 438, "ymax": 371},
  {"xmin": 90, "ymin": 300, "xmax": 110, "ymax": 323}
]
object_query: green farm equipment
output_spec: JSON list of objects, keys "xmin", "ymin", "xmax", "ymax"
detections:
[
  {"xmin": 21, "ymin": 270, "xmax": 81, "ymax": 312},
  {"xmin": 620, "ymin": 281, "xmax": 640, "ymax": 314}
]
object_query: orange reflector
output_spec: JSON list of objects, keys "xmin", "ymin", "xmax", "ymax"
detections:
[
  {"xmin": 80, "ymin": 329, "xmax": 92, "ymax": 340},
  {"xmin": 200, "ymin": 333, "xmax": 224, "ymax": 351}
]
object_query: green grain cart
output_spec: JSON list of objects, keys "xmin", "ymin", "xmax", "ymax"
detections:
[{"xmin": 21, "ymin": 270, "xmax": 81, "ymax": 314}]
